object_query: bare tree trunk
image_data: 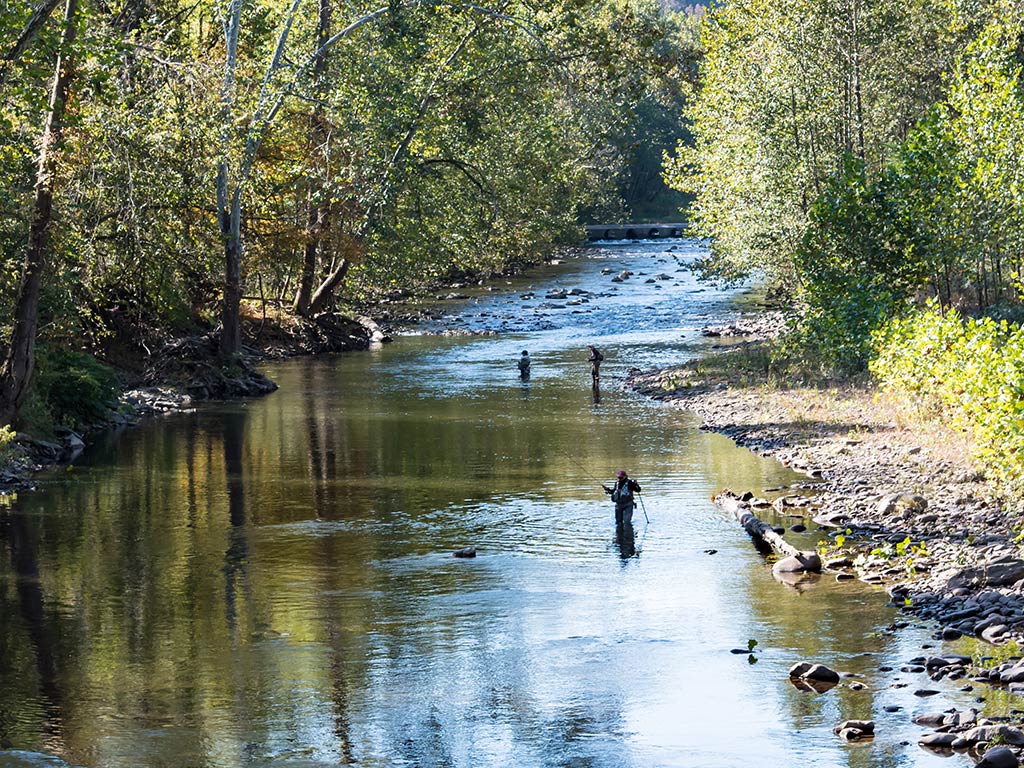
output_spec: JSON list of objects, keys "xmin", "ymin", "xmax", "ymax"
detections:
[
  {"xmin": 220, "ymin": 189, "xmax": 243, "ymax": 357},
  {"xmin": 293, "ymin": 0, "xmax": 332, "ymax": 317},
  {"xmin": 0, "ymin": 0, "xmax": 78, "ymax": 427},
  {"xmin": 307, "ymin": 258, "xmax": 351, "ymax": 316},
  {"xmin": 0, "ymin": 0, "xmax": 64, "ymax": 92},
  {"xmin": 851, "ymin": 0, "xmax": 865, "ymax": 161}
]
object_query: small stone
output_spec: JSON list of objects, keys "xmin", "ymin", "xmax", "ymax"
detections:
[
  {"xmin": 788, "ymin": 662, "xmax": 813, "ymax": 678},
  {"xmin": 834, "ymin": 719, "xmax": 874, "ymax": 735}
]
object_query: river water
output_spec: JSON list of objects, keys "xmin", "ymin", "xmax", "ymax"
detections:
[{"xmin": 0, "ymin": 241, "xmax": 995, "ymax": 767}]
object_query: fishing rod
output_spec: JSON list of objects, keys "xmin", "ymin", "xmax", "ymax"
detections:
[
  {"xmin": 559, "ymin": 447, "xmax": 652, "ymax": 523},
  {"xmin": 637, "ymin": 492, "xmax": 651, "ymax": 525},
  {"xmin": 557, "ymin": 448, "xmax": 607, "ymax": 488}
]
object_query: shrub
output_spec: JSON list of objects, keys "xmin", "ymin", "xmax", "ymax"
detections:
[
  {"xmin": 871, "ymin": 302, "xmax": 1024, "ymax": 507},
  {"xmin": 32, "ymin": 348, "xmax": 119, "ymax": 430}
]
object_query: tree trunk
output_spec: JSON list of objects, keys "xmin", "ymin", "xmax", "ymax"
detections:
[
  {"xmin": 0, "ymin": 0, "xmax": 64, "ymax": 92},
  {"xmin": 220, "ymin": 189, "xmax": 243, "ymax": 357},
  {"xmin": 292, "ymin": 0, "xmax": 332, "ymax": 317},
  {"xmin": 0, "ymin": 0, "xmax": 78, "ymax": 427},
  {"xmin": 307, "ymin": 258, "xmax": 351, "ymax": 316},
  {"xmin": 292, "ymin": 204, "xmax": 323, "ymax": 316},
  {"xmin": 714, "ymin": 490, "xmax": 821, "ymax": 573}
]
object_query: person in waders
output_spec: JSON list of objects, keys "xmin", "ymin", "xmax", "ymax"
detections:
[
  {"xmin": 518, "ymin": 350, "xmax": 531, "ymax": 379},
  {"xmin": 604, "ymin": 470, "xmax": 641, "ymax": 526},
  {"xmin": 588, "ymin": 346, "xmax": 604, "ymax": 383}
]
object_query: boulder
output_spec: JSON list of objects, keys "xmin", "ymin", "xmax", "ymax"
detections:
[
  {"xmin": 788, "ymin": 662, "xmax": 813, "ymax": 678},
  {"xmin": 949, "ymin": 559, "xmax": 1024, "ymax": 590},
  {"xmin": 960, "ymin": 725, "xmax": 1024, "ymax": 746},
  {"xmin": 918, "ymin": 733, "xmax": 958, "ymax": 748},
  {"xmin": 803, "ymin": 663, "xmax": 841, "ymax": 684},
  {"xmin": 978, "ymin": 746, "xmax": 1020, "ymax": 768},
  {"xmin": 453, "ymin": 547, "xmax": 477, "ymax": 558}
]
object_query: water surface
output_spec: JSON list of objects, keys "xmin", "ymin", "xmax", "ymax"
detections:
[{"xmin": 0, "ymin": 241, "xmax": 986, "ymax": 767}]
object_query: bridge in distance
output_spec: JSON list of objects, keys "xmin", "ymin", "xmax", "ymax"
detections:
[{"xmin": 585, "ymin": 223, "xmax": 686, "ymax": 241}]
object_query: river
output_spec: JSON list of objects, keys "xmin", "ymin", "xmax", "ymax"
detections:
[{"xmin": 0, "ymin": 240, "xmax": 995, "ymax": 767}]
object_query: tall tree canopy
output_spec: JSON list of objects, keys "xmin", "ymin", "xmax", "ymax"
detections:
[{"xmin": 0, "ymin": 0, "xmax": 695, "ymax": 425}]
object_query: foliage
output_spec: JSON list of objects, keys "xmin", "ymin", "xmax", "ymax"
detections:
[
  {"xmin": 852, "ymin": 535, "xmax": 929, "ymax": 576},
  {"xmin": 0, "ymin": 424, "xmax": 15, "ymax": 465},
  {"xmin": 0, "ymin": 0, "xmax": 695, "ymax": 427},
  {"xmin": 871, "ymin": 302, "xmax": 1024, "ymax": 509},
  {"xmin": 665, "ymin": 0, "xmax": 967, "ymax": 286},
  {"xmin": 31, "ymin": 348, "xmax": 118, "ymax": 430}
]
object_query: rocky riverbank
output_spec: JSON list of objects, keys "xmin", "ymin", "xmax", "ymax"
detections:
[
  {"xmin": 629, "ymin": 334, "xmax": 1024, "ymax": 764},
  {"xmin": 628, "ymin": 341, "xmax": 1024, "ymax": 629}
]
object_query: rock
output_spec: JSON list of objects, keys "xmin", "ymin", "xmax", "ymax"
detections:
[
  {"xmin": 788, "ymin": 662, "xmax": 813, "ymax": 678},
  {"xmin": 825, "ymin": 556, "xmax": 854, "ymax": 569},
  {"xmin": 834, "ymin": 720, "xmax": 874, "ymax": 736},
  {"xmin": 875, "ymin": 492, "xmax": 928, "ymax": 516},
  {"xmin": 453, "ymin": 547, "xmax": 477, "ymax": 558},
  {"xmin": 813, "ymin": 510, "xmax": 850, "ymax": 528},
  {"xmin": 918, "ymin": 732, "xmax": 958, "ymax": 748},
  {"xmin": 999, "ymin": 666, "xmax": 1024, "ymax": 684},
  {"xmin": 837, "ymin": 726, "xmax": 873, "ymax": 742},
  {"xmin": 978, "ymin": 746, "xmax": 1020, "ymax": 768},
  {"xmin": 913, "ymin": 713, "xmax": 947, "ymax": 727},
  {"xmin": 913, "ymin": 689, "xmax": 941, "ymax": 697},
  {"xmin": 982, "ymin": 624, "xmax": 1010, "ymax": 644},
  {"xmin": 960, "ymin": 725, "xmax": 1024, "ymax": 746},
  {"xmin": 949, "ymin": 559, "xmax": 1024, "ymax": 590},
  {"xmin": 772, "ymin": 553, "xmax": 822, "ymax": 573},
  {"xmin": 802, "ymin": 663, "xmax": 841, "ymax": 684}
]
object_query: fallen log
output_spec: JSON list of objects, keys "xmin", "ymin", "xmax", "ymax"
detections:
[{"xmin": 715, "ymin": 489, "xmax": 822, "ymax": 574}]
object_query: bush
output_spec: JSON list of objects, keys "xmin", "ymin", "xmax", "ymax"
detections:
[
  {"xmin": 791, "ymin": 156, "xmax": 925, "ymax": 375},
  {"xmin": 32, "ymin": 348, "xmax": 119, "ymax": 430},
  {"xmin": 871, "ymin": 302, "xmax": 1024, "ymax": 507}
]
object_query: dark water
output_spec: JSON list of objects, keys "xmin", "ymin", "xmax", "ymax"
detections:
[{"xmin": 0, "ymin": 242, "xmax": 988, "ymax": 767}]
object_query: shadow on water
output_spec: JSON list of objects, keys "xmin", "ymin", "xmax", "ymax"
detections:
[{"xmin": 614, "ymin": 522, "xmax": 637, "ymax": 561}]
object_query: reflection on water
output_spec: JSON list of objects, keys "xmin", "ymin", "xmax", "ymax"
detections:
[{"xmin": 0, "ymin": 242, "xmax": 980, "ymax": 767}]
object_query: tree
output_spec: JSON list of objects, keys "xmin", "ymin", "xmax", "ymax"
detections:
[
  {"xmin": 0, "ymin": 0, "xmax": 79, "ymax": 426},
  {"xmin": 666, "ymin": 0, "xmax": 970, "ymax": 286}
]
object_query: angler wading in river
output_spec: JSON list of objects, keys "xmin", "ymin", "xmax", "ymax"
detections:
[{"xmin": 604, "ymin": 470, "xmax": 641, "ymax": 526}]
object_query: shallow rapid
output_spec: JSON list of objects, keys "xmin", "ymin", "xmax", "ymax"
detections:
[{"xmin": 0, "ymin": 241, "xmax": 987, "ymax": 767}]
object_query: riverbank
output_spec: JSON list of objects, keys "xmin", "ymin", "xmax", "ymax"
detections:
[
  {"xmin": 628, "ymin": 340, "xmax": 1024, "ymax": 646},
  {"xmin": 0, "ymin": 250, "xmax": 580, "ymax": 494}
]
